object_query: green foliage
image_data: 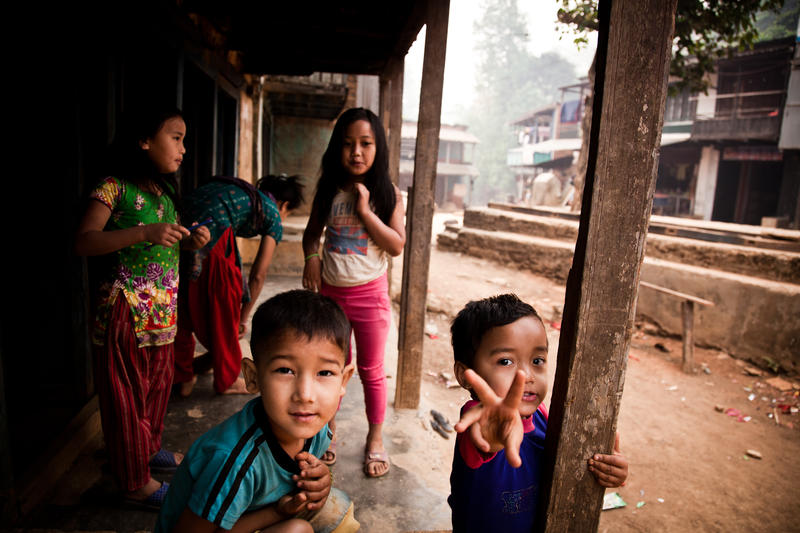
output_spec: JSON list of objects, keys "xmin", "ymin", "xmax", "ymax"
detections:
[
  {"xmin": 755, "ymin": 0, "xmax": 800, "ymax": 40},
  {"xmin": 466, "ymin": 0, "xmax": 579, "ymax": 204},
  {"xmin": 555, "ymin": 0, "xmax": 789, "ymax": 94}
]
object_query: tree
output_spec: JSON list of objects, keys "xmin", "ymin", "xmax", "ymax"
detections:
[
  {"xmin": 556, "ymin": 0, "xmax": 789, "ymax": 211},
  {"xmin": 466, "ymin": 0, "xmax": 579, "ymax": 205}
]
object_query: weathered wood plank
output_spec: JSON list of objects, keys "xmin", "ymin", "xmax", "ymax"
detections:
[
  {"xmin": 639, "ymin": 281, "xmax": 714, "ymax": 307},
  {"xmin": 388, "ymin": 59, "xmax": 404, "ymax": 187},
  {"xmin": 682, "ymin": 300, "xmax": 695, "ymax": 373},
  {"xmin": 536, "ymin": 0, "xmax": 678, "ymax": 531},
  {"xmin": 395, "ymin": 0, "xmax": 449, "ymax": 409}
]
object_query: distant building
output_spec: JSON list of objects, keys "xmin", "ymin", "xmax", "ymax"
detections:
[
  {"xmin": 507, "ymin": 81, "xmax": 589, "ymax": 205},
  {"xmin": 507, "ymin": 35, "xmax": 800, "ymax": 228},
  {"xmin": 399, "ymin": 121, "xmax": 480, "ymax": 209}
]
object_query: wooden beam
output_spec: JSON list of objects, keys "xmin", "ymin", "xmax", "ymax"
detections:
[
  {"xmin": 681, "ymin": 300, "xmax": 695, "ymax": 373},
  {"xmin": 536, "ymin": 0, "xmax": 678, "ymax": 531},
  {"xmin": 639, "ymin": 281, "xmax": 714, "ymax": 307},
  {"xmin": 395, "ymin": 0, "xmax": 449, "ymax": 409},
  {"xmin": 387, "ymin": 59, "xmax": 404, "ymax": 187},
  {"xmin": 17, "ymin": 396, "xmax": 101, "ymax": 516}
]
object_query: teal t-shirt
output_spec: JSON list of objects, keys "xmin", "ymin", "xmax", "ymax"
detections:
[{"xmin": 155, "ymin": 398, "xmax": 331, "ymax": 532}]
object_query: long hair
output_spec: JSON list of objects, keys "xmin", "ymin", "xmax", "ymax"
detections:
[
  {"xmin": 311, "ymin": 107, "xmax": 395, "ymax": 224},
  {"xmin": 257, "ymin": 174, "xmax": 305, "ymax": 211},
  {"xmin": 106, "ymin": 105, "xmax": 184, "ymax": 211}
]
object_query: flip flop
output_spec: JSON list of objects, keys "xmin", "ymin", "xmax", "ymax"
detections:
[
  {"xmin": 363, "ymin": 450, "xmax": 390, "ymax": 478},
  {"xmin": 321, "ymin": 439, "xmax": 337, "ymax": 466},
  {"xmin": 149, "ymin": 449, "xmax": 180, "ymax": 474},
  {"xmin": 123, "ymin": 481, "xmax": 170, "ymax": 512}
]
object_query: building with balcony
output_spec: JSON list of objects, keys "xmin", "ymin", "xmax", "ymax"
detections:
[
  {"xmin": 508, "ymin": 35, "xmax": 800, "ymax": 228},
  {"xmin": 399, "ymin": 121, "xmax": 480, "ymax": 209}
]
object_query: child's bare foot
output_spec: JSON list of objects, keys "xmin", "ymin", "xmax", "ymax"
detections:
[
  {"xmin": 178, "ymin": 375, "xmax": 197, "ymax": 398},
  {"xmin": 221, "ymin": 376, "xmax": 251, "ymax": 395},
  {"xmin": 363, "ymin": 424, "xmax": 389, "ymax": 478}
]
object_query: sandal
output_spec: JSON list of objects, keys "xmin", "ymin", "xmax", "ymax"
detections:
[
  {"xmin": 149, "ymin": 449, "xmax": 180, "ymax": 474},
  {"xmin": 321, "ymin": 439, "xmax": 337, "ymax": 466},
  {"xmin": 123, "ymin": 481, "xmax": 169, "ymax": 512},
  {"xmin": 363, "ymin": 449, "xmax": 390, "ymax": 478}
]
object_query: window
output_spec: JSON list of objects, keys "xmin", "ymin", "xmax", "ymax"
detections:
[{"xmin": 449, "ymin": 142, "xmax": 463, "ymax": 163}]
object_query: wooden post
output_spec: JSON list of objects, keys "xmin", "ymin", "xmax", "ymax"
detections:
[
  {"xmin": 387, "ymin": 59, "xmax": 404, "ymax": 187},
  {"xmin": 681, "ymin": 300, "xmax": 695, "ymax": 373},
  {"xmin": 395, "ymin": 0, "xmax": 449, "ymax": 409},
  {"xmin": 381, "ymin": 59, "xmax": 405, "ymax": 300},
  {"xmin": 536, "ymin": 1, "xmax": 677, "ymax": 531}
]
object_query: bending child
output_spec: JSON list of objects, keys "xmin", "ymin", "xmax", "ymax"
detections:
[
  {"xmin": 156, "ymin": 290, "xmax": 354, "ymax": 533},
  {"xmin": 448, "ymin": 294, "xmax": 628, "ymax": 533}
]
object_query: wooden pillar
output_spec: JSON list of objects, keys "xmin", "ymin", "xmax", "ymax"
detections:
[
  {"xmin": 536, "ymin": 0, "xmax": 677, "ymax": 531},
  {"xmin": 681, "ymin": 300, "xmax": 695, "ymax": 373},
  {"xmin": 387, "ymin": 59, "xmax": 404, "ymax": 187},
  {"xmin": 395, "ymin": 0, "xmax": 449, "ymax": 409}
]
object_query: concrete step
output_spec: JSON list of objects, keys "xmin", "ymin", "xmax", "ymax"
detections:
[
  {"xmin": 437, "ymin": 225, "xmax": 800, "ymax": 371},
  {"xmin": 460, "ymin": 207, "xmax": 800, "ymax": 285}
]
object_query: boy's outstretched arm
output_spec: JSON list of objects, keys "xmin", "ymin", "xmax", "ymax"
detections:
[
  {"xmin": 292, "ymin": 451, "xmax": 332, "ymax": 511},
  {"xmin": 588, "ymin": 432, "xmax": 629, "ymax": 487},
  {"xmin": 454, "ymin": 369, "xmax": 526, "ymax": 468}
]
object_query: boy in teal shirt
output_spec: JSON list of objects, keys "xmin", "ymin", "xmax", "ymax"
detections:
[{"xmin": 157, "ymin": 290, "xmax": 353, "ymax": 532}]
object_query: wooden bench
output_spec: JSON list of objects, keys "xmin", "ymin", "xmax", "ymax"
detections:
[{"xmin": 639, "ymin": 281, "xmax": 715, "ymax": 373}]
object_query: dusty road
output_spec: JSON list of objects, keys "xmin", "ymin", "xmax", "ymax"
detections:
[{"xmin": 394, "ymin": 244, "xmax": 800, "ymax": 533}]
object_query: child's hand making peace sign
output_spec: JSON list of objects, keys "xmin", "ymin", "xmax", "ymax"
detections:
[{"xmin": 454, "ymin": 369, "xmax": 526, "ymax": 468}]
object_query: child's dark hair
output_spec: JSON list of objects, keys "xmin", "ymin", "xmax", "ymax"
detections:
[
  {"xmin": 106, "ymin": 105, "xmax": 184, "ymax": 211},
  {"xmin": 451, "ymin": 294, "xmax": 544, "ymax": 368},
  {"xmin": 312, "ymin": 107, "xmax": 395, "ymax": 224},
  {"xmin": 257, "ymin": 174, "xmax": 305, "ymax": 211},
  {"xmin": 250, "ymin": 289, "xmax": 351, "ymax": 363}
]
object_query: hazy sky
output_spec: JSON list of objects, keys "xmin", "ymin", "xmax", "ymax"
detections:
[{"xmin": 404, "ymin": 0, "xmax": 597, "ymax": 122}]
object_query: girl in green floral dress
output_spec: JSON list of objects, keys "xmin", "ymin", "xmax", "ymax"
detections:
[{"xmin": 75, "ymin": 107, "xmax": 210, "ymax": 509}]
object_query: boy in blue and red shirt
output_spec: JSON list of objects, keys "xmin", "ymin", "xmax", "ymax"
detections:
[{"xmin": 448, "ymin": 294, "xmax": 628, "ymax": 532}]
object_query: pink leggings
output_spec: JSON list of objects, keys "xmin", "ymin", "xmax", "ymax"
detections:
[{"xmin": 322, "ymin": 274, "xmax": 390, "ymax": 425}]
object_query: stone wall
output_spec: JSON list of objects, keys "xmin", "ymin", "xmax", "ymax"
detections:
[{"xmin": 439, "ymin": 206, "xmax": 800, "ymax": 372}]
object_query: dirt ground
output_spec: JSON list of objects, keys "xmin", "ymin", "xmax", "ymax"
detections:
[{"xmin": 395, "ymin": 243, "xmax": 800, "ymax": 533}]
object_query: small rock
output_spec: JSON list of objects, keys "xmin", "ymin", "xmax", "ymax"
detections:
[
  {"xmin": 744, "ymin": 366, "xmax": 763, "ymax": 376},
  {"xmin": 439, "ymin": 371, "xmax": 454, "ymax": 381},
  {"xmin": 745, "ymin": 449, "xmax": 762, "ymax": 459},
  {"xmin": 446, "ymin": 380, "xmax": 461, "ymax": 389},
  {"xmin": 766, "ymin": 376, "xmax": 794, "ymax": 392},
  {"xmin": 666, "ymin": 385, "xmax": 678, "ymax": 391},
  {"xmin": 420, "ymin": 418, "xmax": 429, "ymax": 430},
  {"xmin": 714, "ymin": 405, "xmax": 725, "ymax": 412},
  {"xmin": 424, "ymin": 323, "xmax": 439, "ymax": 336},
  {"xmin": 187, "ymin": 408, "xmax": 204, "ymax": 419}
]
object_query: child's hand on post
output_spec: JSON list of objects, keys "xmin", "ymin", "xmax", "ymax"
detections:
[
  {"xmin": 292, "ymin": 451, "xmax": 331, "ymax": 511},
  {"xmin": 454, "ymin": 369, "xmax": 526, "ymax": 468},
  {"xmin": 588, "ymin": 432, "xmax": 629, "ymax": 487},
  {"xmin": 144, "ymin": 222, "xmax": 190, "ymax": 247}
]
